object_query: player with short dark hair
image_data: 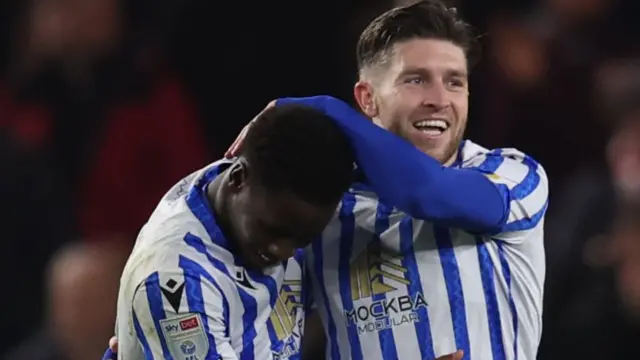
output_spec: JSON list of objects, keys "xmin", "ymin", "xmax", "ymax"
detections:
[
  {"xmin": 231, "ymin": 1, "xmax": 548, "ymax": 359},
  {"xmin": 241, "ymin": 103, "xmax": 355, "ymax": 208},
  {"xmin": 113, "ymin": 103, "xmax": 355, "ymax": 359},
  {"xmin": 356, "ymin": 0, "xmax": 479, "ymax": 74},
  {"xmin": 107, "ymin": 1, "xmax": 547, "ymax": 359}
]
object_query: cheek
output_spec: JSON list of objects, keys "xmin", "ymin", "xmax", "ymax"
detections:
[
  {"xmin": 450, "ymin": 99, "xmax": 469, "ymax": 135},
  {"xmin": 236, "ymin": 215, "xmax": 256, "ymax": 242},
  {"xmin": 452, "ymin": 94, "xmax": 469, "ymax": 116},
  {"xmin": 229, "ymin": 203, "xmax": 252, "ymax": 242},
  {"xmin": 376, "ymin": 89, "xmax": 415, "ymax": 127}
]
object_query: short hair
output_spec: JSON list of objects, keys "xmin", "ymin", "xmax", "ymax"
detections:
[
  {"xmin": 241, "ymin": 104, "xmax": 355, "ymax": 205},
  {"xmin": 356, "ymin": 0, "xmax": 479, "ymax": 75}
]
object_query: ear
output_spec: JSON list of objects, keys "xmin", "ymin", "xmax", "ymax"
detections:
[
  {"xmin": 354, "ymin": 80, "xmax": 379, "ymax": 118},
  {"xmin": 227, "ymin": 160, "xmax": 248, "ymax": 193}
]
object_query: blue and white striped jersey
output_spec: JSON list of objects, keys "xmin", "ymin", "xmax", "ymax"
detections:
[
  {"xmin": 307, "ymin": 140, "xmax": 548, "ymax": 360},
  {"xmin": 116, "ymin": 160, "xmax": 308, "ymax": 360}
]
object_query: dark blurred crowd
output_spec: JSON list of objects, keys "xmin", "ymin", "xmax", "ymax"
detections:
[{"xmin": 1, "ymin": 0, "xmax": 640, "ymax": 359}]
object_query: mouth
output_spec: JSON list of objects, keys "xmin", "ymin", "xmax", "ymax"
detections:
[
  {"xmin": 254, "ymin": 250, "xmax": 277, "ymax": 267},
  {"xmin": 412, "ymin": 118, "xmax": 450, "ymax": 138}
]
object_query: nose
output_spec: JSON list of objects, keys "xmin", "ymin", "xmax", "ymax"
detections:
[
  {"xmin": 422, "ymin": 83, "xmax": 450, "ymax": 111},
  {"xmin": 268, "ymin": 241, "xmax": 295, "ymax": 260}
]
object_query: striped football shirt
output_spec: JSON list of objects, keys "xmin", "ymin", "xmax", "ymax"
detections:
[
  {"xmin": 306, "ymin": 140, "xmax": 548, "ymax": 360},
  {"xmin": 116, "ymin": 160, "xmax": 309, "ymax": 360}
]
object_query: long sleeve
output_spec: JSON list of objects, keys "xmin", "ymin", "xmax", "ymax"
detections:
[{"xmin": 276, "ymin": 96, "xmax": 511, "ymax": 233}]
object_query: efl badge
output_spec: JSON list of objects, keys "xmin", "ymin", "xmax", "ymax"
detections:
[{"xmin": 160, "ymin": 313, "xmax": 209, "ymax": 359}]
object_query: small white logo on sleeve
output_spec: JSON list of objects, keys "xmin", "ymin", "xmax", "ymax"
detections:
[{"xmin": 160, "ymin": 313, "xmax": 209, "ymax": 359}]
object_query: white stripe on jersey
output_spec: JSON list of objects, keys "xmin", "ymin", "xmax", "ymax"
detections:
[
  {"xmin": 116, "ymin": 160, "xmax": 308, "ymax": 360},
  {"xmin": 306, "ymin": 140, "xmax": 547, "ymax": 360}
]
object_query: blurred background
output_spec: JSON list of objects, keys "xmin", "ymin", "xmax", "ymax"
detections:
[{"xmin": 1, "ymin": 0, "xmax": 640, "ymax": 359}]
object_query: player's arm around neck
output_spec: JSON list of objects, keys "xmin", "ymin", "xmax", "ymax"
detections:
[{"xmin": 276, "ymin": 96, "xmax": 548, "ymax": 235}]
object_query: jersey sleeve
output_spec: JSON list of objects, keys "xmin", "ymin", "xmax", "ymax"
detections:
[
  {"xmin": 130, "ymin": 268, "xmax": 238, "ymax": 360},
  {"xmin": 276, "ymin": 96, "xmax": 506, "ymax": 233},
  {"xmin": 466, "ymin": 148, "xmax": 549, "ymax": 242}
]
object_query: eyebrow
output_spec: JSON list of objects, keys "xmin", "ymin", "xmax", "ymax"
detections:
[{"xmin": 400, "ymin": 66, "xmax": 468, "ymax": 78}]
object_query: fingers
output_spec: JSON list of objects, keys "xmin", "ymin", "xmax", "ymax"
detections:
[
  {"xmin": 436, "ymin": 350, "xmax": 464, "ymax": 360},
  {"xmin": 109, "ymin": 336, "xmax": 118, "ymax": 352},
  {"xmin": 101, "ymin": 337, "xmax": 119, "ymax": 360},
  {"xmin": 224, "ymin": 123, "xmax": 251, "ymax": 159},
  {"xmin": 225, "ymin": 124, "xmax": 251, "ymax": 158},
  {"xmin": 224, "ymin": 101, "xmax": 278, "ymax": 159}
]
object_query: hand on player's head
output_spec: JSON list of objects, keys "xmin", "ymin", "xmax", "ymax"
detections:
[
  {"xmin": 224, "ymin": 101, "xmax": 355, "ymax": 269},
  {"xmin": 225, "ymin": 100, "xmax": 277, "ymax": 159}
]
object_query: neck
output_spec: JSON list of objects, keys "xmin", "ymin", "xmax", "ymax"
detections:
[
  {"xmin": 442, "ymin": 149, "xmax": 460, "ymax": 167},
  {"xmin": 206, "ymin": 172, "xmax": 238, "ymax": 251}
]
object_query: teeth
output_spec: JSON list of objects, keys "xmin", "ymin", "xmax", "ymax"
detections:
[
  {"xmin": 259, "ymin": 252, "xmax": 270, "ymax": 261},
  {"xmin": 414, "ymin": 120, "xmax": 448, "ymax": 130}
]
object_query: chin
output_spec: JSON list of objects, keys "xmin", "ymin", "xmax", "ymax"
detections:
[{"xmin": 419, "ymin": 146, "xmax": 455, "ymax": 164}]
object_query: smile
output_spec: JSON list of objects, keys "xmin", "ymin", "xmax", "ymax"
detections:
[{"xmin": 412, "ymin": 119, "xmax": 450, "ymax": 136}]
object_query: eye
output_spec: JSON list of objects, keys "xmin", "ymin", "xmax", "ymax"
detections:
[
  {"xmin": 447, "ymin": 78, "xmax": 466, "ymax": 89},
  {"xmin": 404, "ymin": 76, "xmax": 424, "ymax": 85}
]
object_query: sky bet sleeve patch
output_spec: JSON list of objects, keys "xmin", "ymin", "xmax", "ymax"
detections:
[{"xmin": 159, "ymin": 313, "xmax": 210, "ymax": 359}]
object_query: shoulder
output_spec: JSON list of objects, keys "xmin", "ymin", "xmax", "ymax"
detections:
[
  {"xmin": 460, "ymin": 140, "xmax": 542, "ymax": 168},
  {"xmin": 460, "ymin": 140, "xmax": 548, "ymax": 187},
  {"xmin": 121, "ymin": 226, "xmax": 234, "ymax": 306},
  {"xmin": 335, "ymin": 189, "xmax": 381, "ymax": 221},
  {"xmin": 156, "ymin": 159, "xmax": 233, "ymax": 210}
]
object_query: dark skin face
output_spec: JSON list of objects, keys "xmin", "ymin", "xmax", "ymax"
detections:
[{"xmin": 209, "ymin": 160, "xmax": 338, "ymax": 270}]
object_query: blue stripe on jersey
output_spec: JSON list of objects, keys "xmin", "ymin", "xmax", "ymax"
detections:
[
  {"xmin": 183, "ymin": 233, "xmax": 259, "ymax": 360},
  {"xmin": 475, "ymin": 149, "xmax": 504, "ymax": 174},
  {"xmin": 311, "ymin": 236, "xmax": 341, "ymax": 359},
  {"xmin": 497, "ymin": 242, "xmax": 519, "ymax": 359},
  {"xmin": 144, "ymin": 272, "xmax": 172, "ymax": 358},
  {"xmin": 132, "ymin": 310, "xmax": 153, "ymax": 359},
  {"xmin": 179, "ymin": 255, "xmax": 231, "ymax": 339},
  {"xmin": 266, "ymin": 314, "xmax": 279, "ymax": 356},
  {"xmin": 399, "ymin": 217, "xmax": 435, "ymax": 359},
  {"xmin": 474, "ymin": 150, "xmax": 548, "ymax": 234},
  {"xmin": 450, "ymin": 140, "xmax": 466, "ymax": 168},
  {"xmin": 350, "ymin": 182, "xmax": 372, "ymax": 193},
  {"xmin": 500, "ymin": 202, "xmax": 548, "ymax": 233},
  {"xmin": 184, "ymin": 164, "xmax": 231, "ymax": 251},
  {"xmin": 372, "ymin": 203, "xmax": 398, "ymax": 360},
  {"xmin": 433, "ymin": 226, "xmax": 471, "ymax": 359},
  {"xmin": 181, "ymin": 266, "xmax": 217, "ymax": 358},
  {"xmin": 338, "ymin": 192, "xmax": 363, "ymax": 360},
  {"xmin": 245, "ymin": 268, "xmax": 281, "ymax": 355},
  {"xmin": 509, "ymin": 157, "xmax": 539, "ymax": 200},
  {"xmin": 476, "ymin": 238, "xmax": 506, "ymax": 360}
]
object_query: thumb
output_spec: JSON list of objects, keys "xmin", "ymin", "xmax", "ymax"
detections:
[
  {"xmin": 109, "ymin": 336, "xmax": 118, "ymax": 353},
  {"xmin": 225, "ymin": 100, "xmax": 277, "ymax": 159},
  {"xmin": 437, "ymin": 350, "xmax": 464, "ymax": 360}
]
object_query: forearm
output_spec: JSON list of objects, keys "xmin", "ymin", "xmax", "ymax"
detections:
[{"xmin": 277, "ymin": 96, "xmax": 507, "ymax": 232}]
